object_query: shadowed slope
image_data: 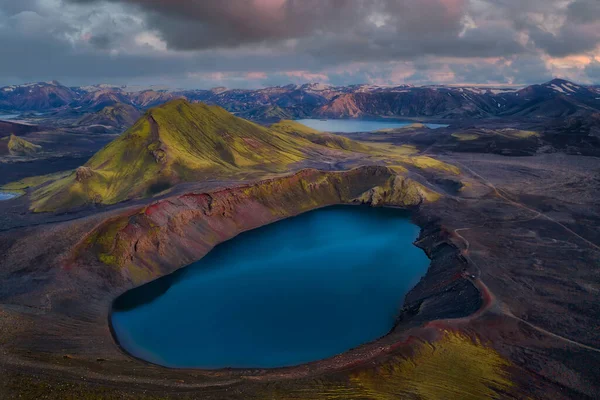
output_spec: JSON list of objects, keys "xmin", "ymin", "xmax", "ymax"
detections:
[{"xmin": 77, "ymin": 103, "xmax": 142, "ymax": 129}]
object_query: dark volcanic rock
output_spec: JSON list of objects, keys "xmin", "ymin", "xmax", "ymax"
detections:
[{"xmin": 0, "ymin": 120, "xmax": 40, "ymax": 138}]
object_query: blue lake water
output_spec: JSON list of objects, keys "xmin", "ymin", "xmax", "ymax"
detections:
[
  {"xmin": 111, "ymin": 206, "xmax": 430, "ymax": 369},
  {"xmin": 0, "ymin": 112, "xmax": 45, "ymax": 120},
  {"xmin": 0, "ymin": 192, "xmax": 20, "ymax": 201},
  {"xmin": 295, "ymin": 119, "xmax": 448, "ymax": 133}
]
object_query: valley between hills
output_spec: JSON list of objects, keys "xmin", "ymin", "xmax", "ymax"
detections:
[{"xmin": 0, "ymin": 81, "xmax": 599, "ymax": 399}]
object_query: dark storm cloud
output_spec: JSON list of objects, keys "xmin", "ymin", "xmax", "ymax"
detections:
[
  {"xmin": 303, "ymin": 23, "xmax": 524, "ymax": 65},
  {"xmin": 518, "ymin": 0, "xmax": 600, "ymax": 58},
  {"xmin": 67, "ymin": 0, "xmax": 362, "ymax": 49},
  {"xmin": 64, "ymin": 0, "xmax": 600, "ymax": 62},
  {"xmin": 482, "ymin": 0, "xmax": 600, "ymax": 58},
  {"xmin": 450, "ymin": 55, "xmax": 553, "ymax": 84},
  {"xmin": 584, "ymin": 61, "xmax": 600, "ymax": 81},
  {"xmin": 567, "ymin": 0, "xmax": 600, "ymax": 24},
  {"xmin": 0, "ymin": 0, "xmax": 41, "ymax": 15},
  {"xmin": 67, "ymin": 0, "xmax": 527, "ymax": 60},
  {"xmin": 528, "ymin": 24, "xmax": 600, "ymax": 58},
  {"xmin": 1, "ymin": 0, "xmax": 600, "ymax": 86}
]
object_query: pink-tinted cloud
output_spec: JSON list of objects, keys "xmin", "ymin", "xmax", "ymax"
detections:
[
  {"xmin": 246, "ymin": 72, "xmax": 268, "ymax": 80},
  {"xmin": 284, "ymin": 70, "xmax": 330, "ymax": 82}
]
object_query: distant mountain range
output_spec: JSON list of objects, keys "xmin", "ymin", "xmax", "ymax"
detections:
[{"xmin": 1, "ymin": 79, "xmax": 600, "ymax": 121}]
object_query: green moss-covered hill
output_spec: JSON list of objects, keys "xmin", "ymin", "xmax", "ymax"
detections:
[
  {"xmin": 0, "ymin": 134, "xmax": 42, "ymax": 156},
  {"xmin": 241, "ymin": 105, "xmax": 293, "ymax": 122},
  {"xmin": 30, "ymin": 100, "xmax": 354, "ymax": 212},
  {"xmin": 271, "ymin": 120, "xmax": 371, "ymax": 152}
]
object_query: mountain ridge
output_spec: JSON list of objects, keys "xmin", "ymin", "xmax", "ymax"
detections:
[
  {"xmin": 2, "ymin": 79, "xmax": 599, "ymax": 121},
  {"xmin": 77, "ymin": 103, "xmax": 142, "ymax": 131}
]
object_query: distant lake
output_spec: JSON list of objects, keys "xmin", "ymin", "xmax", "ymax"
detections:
[
  {"xmin": 0, "ymin": 192, "xmax": 20, "ymax": 201},
  {"xmin": 0, "ymin": 112, "xmax": 45, "ymax": 121},
  {"xmin": 111, "ymin": 206, "xmax": 430, "ymax": 369},
  {"xmin": 296, "ymin": 119, "xmax": 448, "ymax": 133}
]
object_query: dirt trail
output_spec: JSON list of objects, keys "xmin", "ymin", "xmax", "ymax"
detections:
[
  {"xmin": 454, "ymin": 160, "xmax": 600, "ymax": 252},
  {"xmin": 452, "ymin": 226, "xmax": 600, "ymax": 353},
  {"xmin": 447, "ymin": 163, "xmax": 600, "ymax": 354}
]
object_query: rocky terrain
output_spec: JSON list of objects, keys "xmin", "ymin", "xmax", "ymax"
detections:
[
  {"xmin": 0, "ymin": 81, "xmax": 75, "ymax": 110},
  {"xmin": 0, "ymin": 120, "xmax": 39, "ymax": 137},
  {"xmin": 77, "ymin": 103, "xmax": 142, "ymax": 132},
  {"xmin": 0, "ymin": 93, "xmax": 599, "ymax": 399}
]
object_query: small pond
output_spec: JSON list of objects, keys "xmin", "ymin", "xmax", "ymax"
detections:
[
  {"xmin": 111, "ymin": 205, "xmax": 430, "ymax": 369},
  {"xmin": 0, "ymin": 192, "xmax": 20, "ymax": 201}
]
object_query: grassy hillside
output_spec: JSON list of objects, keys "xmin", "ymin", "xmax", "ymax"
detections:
[
  {"xmin": 1, "ymin": 170, "xmax": 72, "ymax": 194},
  {"xmin": 30, "ymin": 100, "xmax": 324, "ymax": 212},
  {"xmin": 243, "ymin": 105, "xmax": 293, "ymax": 122},
  {"xmin": 376, "ymin": 123, "xmax": 428, "ymax": 133},
  {"xmin": 18, "ymin": 100, "xmax": 461, "ymax": 212},
  {"xmin": 0, "ymin": 134, "xmax": 42, "ymax": 156},
  {"xmin": 271, "ymin": 120, "xmax": 371, "ymax": 152}
]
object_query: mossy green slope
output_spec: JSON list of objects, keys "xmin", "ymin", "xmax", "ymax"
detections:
[
  {"xmin": 0, "ymin": 170, "xmax": 72, "ymax": 194},
  {"xmin": 25, "ymin": 103, "xmax": 460, "ymax": 212},
  {"xmin": 272, "ymin": 121, "xmax": 461, "ymax": 175},
  {"xmin": 0, "ymin": 134, "xmax": 42, "ymax": 156},
  {"xmin": 263, "ymin": 332, "xmax": 513, "ymax": 400},
  {"xmin": 30, "ymin": 100, "xmax": 321, "ymax": 212},
  {"xmin": 271, "ymin": 120, "xmax": 371, "ymax": 152},
  {"xmin": 249, "ymin": 105, "xmax": 293, "ymax": 121},
  {"xmin": 350, "ymin": 333, "xmax": 513, "ymax": 400}
]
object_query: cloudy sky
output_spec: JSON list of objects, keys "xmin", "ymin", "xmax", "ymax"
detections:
[{"xmin": 1, "ymin": 0, "xmax": 600, "ymax": 88}]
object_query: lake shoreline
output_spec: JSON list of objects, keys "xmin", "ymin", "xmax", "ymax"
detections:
[
  {"xmin": 110, "ymin": 205, "xmax": 430, "ymax": 369},
  {"xmin": 1, "ymin": 165, "xmax": 488, "ymax": 395},
  {"xmin": 295, "ymin": 118, "xmax": 449, "ymax": 133}
]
